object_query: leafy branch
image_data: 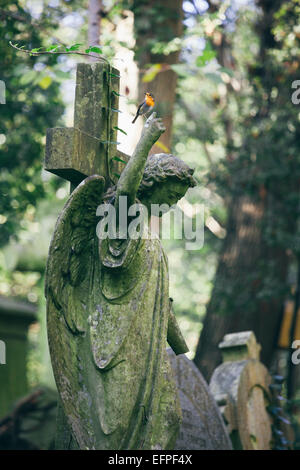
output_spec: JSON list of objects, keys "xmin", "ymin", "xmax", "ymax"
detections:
[{"xmin": 9, "ymin": 42, "xmax": 110, "ymax": 64}]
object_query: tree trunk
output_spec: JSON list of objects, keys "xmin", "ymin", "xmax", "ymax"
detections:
[
  {"xmin": 194, "ymin": 192, "xmax": 290, "ymax": 380},
  {"xmin": 88, "ymin": 0, "xmax": 101, "ymax": 56},
  {"xmin": 133, "ymin": 0, "xmax": 183, "ymax": 153}
]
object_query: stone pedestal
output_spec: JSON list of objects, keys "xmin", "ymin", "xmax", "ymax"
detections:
[{"xmin": 0, "ymin": 296, "xmax": 37, "ymax": 417}]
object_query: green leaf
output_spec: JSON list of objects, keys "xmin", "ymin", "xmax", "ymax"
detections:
[
  {"xmin": 112, "ymin": 90, "xmax": 122, "ymax": 97},
  {"xmin": 113, "ymin": 126, "xmax": 127, "ymax": 135},
  {"xmin": 38, "ymin": 76, "xmax": 52, "ymax": 89},
  {"xmin": 112, "ymin": 156, "xmax": 127, "ymax": 164},
  {"xmin": 113, "ymin": 172, "xmax": 121, "ymax": 178},
  {"xmin": 205, "ymin": 72, "xmax": 223, "ymax": 84},
  {"xmin": 67, "ymin": 43, "xmax": 83, "ymax": 51},
  {"xmin": 53, "ymin": 70, "xmax": 70, "ymax": 79},
  {"xmin": 19, "ymin": 70, "xmax": 36, "ymax": 85},
  {"xmin": 170, "ymin": 64, "xmax": 189, "ymax": 78},
  {"xmin": 273, "ymin": 375, "xmax": 284, "ymax": 383},
  {"xmin": 278, "ymin": 416, "xmax": 291, "ymax": 425},
  {"xmin": 89, "ymin": 46, "xmax": 103, "ymax": 54},
  {"xmin": 142, "ymin": 64, "xmax": 161, "ymax": 83},
  {"xmin": 46, "ymin": 45, "xmax": 60, "ymax": 52},
  {"xmin": 111, "ymin": 108, "xmax": 122, "ymax": 113},
  {"xmin": 109, "ymin": 72, "xmax": 121, "ymax": 78},
  {"xmin": 268, "ymin": 405, "xmax": 282, "ymax": 414},
  {"xmin": 31, "ymin": 47, "xmax": 43, "ymax": 53},
  {"xmin": 196, "ymin": 42, "xmax": 216, "ymax": 67},
  {"xmin": 269, "ymin": 383, "xmax": 282, "ymax": 391}
]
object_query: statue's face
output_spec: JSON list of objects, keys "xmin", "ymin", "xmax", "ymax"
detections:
[{"xmin": 141, "ymin": 179, "xmax": 189, "ymax": 215}]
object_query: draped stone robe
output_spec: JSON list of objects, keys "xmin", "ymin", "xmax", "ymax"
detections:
[{"xmin": 46, "ymin": 176, "xmax": 182, "ymax": 450}]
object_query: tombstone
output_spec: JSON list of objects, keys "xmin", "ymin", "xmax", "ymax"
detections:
[
  {"xmin": 0, "ymin": 296, "xmax": 37, "ymax": 417},
  {"xmin": 167, "ymin": 349, "xmax": 232, "ymax": 450},
  {"xmin": 209, "ymin": 331, "xmax": 272, "ymax": 450},
  {"xmin": 44, "ymin": 62, "xmax": 197, "ymax": 450}
]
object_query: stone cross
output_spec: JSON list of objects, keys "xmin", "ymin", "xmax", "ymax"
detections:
[{"xmin": 44, "ymin": 62, "xmax": 129, "ymax": 191}]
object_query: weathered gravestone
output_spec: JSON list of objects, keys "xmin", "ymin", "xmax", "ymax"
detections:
[
  {"xmin": 44, "ymin": 62, "xmax": 197, "ymax": 450},
  {"xmin": 209, "ymin": 331, "xmax": 272, "ymax": 450},
  {"xmin": 0, "ymin": 296, "xmax": 37, "ymax": 418},
  {"xmin": 167, "ymin": 349, "xmax": 232, "ymax": 450}
]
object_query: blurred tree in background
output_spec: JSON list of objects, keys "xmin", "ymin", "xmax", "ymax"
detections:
[
  {"xmin": 192, "ymin": 1, "xmax": 300, "ymax": 398},
  {"xmin": 0, "ymin": 1, "xmax": 65, "ymax": 247},
  {"xmin": 132, "ymin": 0, "xmax": 183, "ymax": 152}
]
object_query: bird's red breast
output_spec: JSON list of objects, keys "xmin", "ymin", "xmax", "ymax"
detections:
[{"xmin": 145, "ymin": 93, "xmax": 155, "ymax": 107}]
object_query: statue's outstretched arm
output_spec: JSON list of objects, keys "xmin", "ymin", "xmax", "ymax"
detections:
[
  {"xmin": 115, "ymin": 113, "xmax": 165, "ymax": 210},
  {"xmin": 167, "ymin": 300, "xmax": 189, "ymax": 355}
]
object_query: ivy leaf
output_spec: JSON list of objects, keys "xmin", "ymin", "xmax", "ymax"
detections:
[
  {"xmin": 31, "ymin": 47, "xmax": 43, "ymax": 53},
  {"xmin": 89, "ymin": 46, "xmax": 103, "ymax": 54},
  {"xmin": 109, "ymin": 72, "xmax": 121, "ymax": 78},
  {"xmin": 85, "ymin": 46, "xmax": 103, "ymax": 54},
  {"xmin": 269, "ymin": 383, "xmax": 282, "ymax": 391},
  {"xmin": 277, "ymin": 415, "xmax": 291, "ymax": 425},
  {"xmin": 67, "ymin": 43, "xmax": 83, "ymax": 51},
  {"xmin": 114, "ymin": 126, "xmax": 127, "ymax": 135},
  {"xmin": 112, "ymin": 156, "xmax": 127, "ymax": 164},
  {"xmin": 268, "ymin": 406, "xmax": 282, "ymax": 415},
  {"xmin": 113, "ymin": 172, "xmax": 121, "ymax": 179},
  {"xmin": 46, "ymin": 45, "xmax": 60, "ymax": 52},
  {"xmin": 273, "ymin": 375, "xmax": 284, "ymax": 383}
]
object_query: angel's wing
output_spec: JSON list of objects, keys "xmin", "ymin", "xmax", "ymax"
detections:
[
  {"xmin": 45, "ymin": 175, "xmax": 105, "ymax": 333},
  {"xmin": 45, "ymin": 175, "xmax": 106, "ymax": 449}
]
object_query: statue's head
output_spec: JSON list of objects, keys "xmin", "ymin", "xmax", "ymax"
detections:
[{"xmin": 137, "ymin": 153, "xmax": 197, "ymax": 212}]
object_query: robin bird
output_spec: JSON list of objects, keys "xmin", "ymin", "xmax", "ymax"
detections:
[{"xmin": 132, "ymin": 92, "xmax": 155, "ymax": 124}]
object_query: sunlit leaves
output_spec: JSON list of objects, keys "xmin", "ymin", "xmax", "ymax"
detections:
[
  {"xmin": 38, "ymin": 76, "xmax": 52, "ymax": 90},
  {"xmin": 142, "ymin": 64, "xmax": 162, "ymax": 83},
  {"xmin": 196, "ymin": 41, "xmax": 216, "ymax": 67}
]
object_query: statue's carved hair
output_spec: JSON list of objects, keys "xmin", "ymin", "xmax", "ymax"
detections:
[
  {"xmin": 137, "ymin": 153, "xmax": 196, "ymax": 197},
  {"xmin": 104, "ymin": 153, "xmax": 196, "ymax": 201}
]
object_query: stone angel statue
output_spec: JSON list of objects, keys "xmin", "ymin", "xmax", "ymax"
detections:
[{"xmin": 45, "ymin": 114, "xmax": 197, "ymax": 450}]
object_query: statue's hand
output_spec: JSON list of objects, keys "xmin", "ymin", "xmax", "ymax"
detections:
[{"xmin": 142, "ymin": 112, "xmax": 166, "ymax": 141}]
